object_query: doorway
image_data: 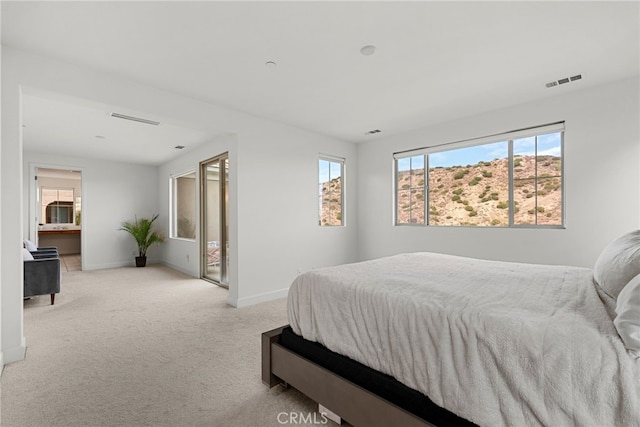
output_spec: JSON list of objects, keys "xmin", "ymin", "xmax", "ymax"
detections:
[
  {"xmin": 32, "ymin": 167, "xmax": 83, "ymax": 272},
  {"xmin": 200, "ymin": 153, "xmax": 229, "ymax": 287}
]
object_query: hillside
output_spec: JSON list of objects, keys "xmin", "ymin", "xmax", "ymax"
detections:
[
  {"xmin": 397, "ymin": 155, "xmax": 562, "ymax": 226},
  {"xmin": 320, "ymin": 177, "xmax": 342, "ymax": 226}
]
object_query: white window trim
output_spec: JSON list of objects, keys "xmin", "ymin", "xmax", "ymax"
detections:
[
  {"xmin": 319, "ymin": 155, "xmax": 346, "ymax": 227},
  {"xmin": 394, "ymin": 121, "xmax": 565, "ymax": 159},
  {"xmin": 394, "ymin": 122, "xmax": 565, "ymax": 228},
  {"xmin": 170, "ymin": 169, "xmax": 197, "ymax": 240}
]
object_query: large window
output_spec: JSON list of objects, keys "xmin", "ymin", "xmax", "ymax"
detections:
[
  {"xmin": 395, "ymin": 123, "xmax": 564, "ymax": 227},
  {"xmin": 171, "ymin": 171, "xmax": 197, "ymax": 239},
  {"xmin": 319, "ymin": 157, "xmax": 344, "ymax": 226}
]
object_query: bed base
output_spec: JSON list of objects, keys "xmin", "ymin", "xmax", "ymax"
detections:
[{"xmin": 262, "ymin": 325, "xmax": 432, "ymax": 427}]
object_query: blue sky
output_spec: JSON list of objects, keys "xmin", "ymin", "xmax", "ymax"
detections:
[
  {"xmin": 514, "ymin": 133, "xmax": 562, "ymax": 157},
  {"xmin": 319, "ymin": 159, "xmax": 342, "ymax": 183},
  {"xmin": 429, "ymin": 141, "xmax": 507, "ymax": 168},
  {"xmin": 399, "ymin": 132, "xmax": 561, "ymax": 170}
]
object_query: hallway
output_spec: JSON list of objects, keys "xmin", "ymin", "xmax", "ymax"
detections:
[{"xmin": 60, "ymin": 254, "xmax": 81, "ymax": 272}]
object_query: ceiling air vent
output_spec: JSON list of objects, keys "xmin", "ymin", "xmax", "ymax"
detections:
[
  {"xmin": 110, "ymin": 112, "xmax": 160, "ymax": 126},
  {"xmin": 545, "ymin": 74, "xmax": 582, "ymax": 89}
]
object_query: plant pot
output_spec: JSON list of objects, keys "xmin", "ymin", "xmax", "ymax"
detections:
[{"xmin": 135, "ymin": 256, "xmax": 147, "ymax": 267}]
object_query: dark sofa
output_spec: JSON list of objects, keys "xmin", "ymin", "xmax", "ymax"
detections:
[{"xmin": 24, "ymin": 248, "xmax": 61, "ymax": 305}]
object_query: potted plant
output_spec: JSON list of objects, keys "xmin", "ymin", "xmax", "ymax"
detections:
[{"xmin": 120, "ymin": 214, "xmax": 165, "ymax": 267}]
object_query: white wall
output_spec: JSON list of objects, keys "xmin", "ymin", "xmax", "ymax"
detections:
[
  {"xmin": 233, "ymin": 120, "xmax": 358, "ymax": 307},
  {"xmin": 0, "ymin": 31, "xmax": 4, "ymax": 373},
  {"xmin": 158, "ymin": 124, "xmax": 359, "ymax": 308},
  {"xmin": 2, "ymin": 44, "xmax": 359, "ymax": 370},
  {"xmin": 357, "ymin": 77, "xmax": 640, "ymax": 268},
  {"xmin": 158, "ymin": 135, "xmax": 234, "ymax": 279},
  {"xmin": 24, "ymin": 152, "xmax": 159, "ymax": 270},
  {"xmin": 2, "ymin": 44, "xmax": 25, "ymax": 365}
]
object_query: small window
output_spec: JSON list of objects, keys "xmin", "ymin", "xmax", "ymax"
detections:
[
  {"xmin": 171, "ymin": 171, "xmax": 196, "ymax": 239},
  {"xmin": 319, "ymin": 157, "xmax": 344, "ymax": 226},
  {"xmin": 394, "ymin": 123, "xmax": 564, "ymax": 228},
  {"xmin": 41, "ymin": 188, "xmax": 74, "ymax": 224}
]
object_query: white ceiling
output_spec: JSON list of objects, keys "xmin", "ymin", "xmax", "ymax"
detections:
[
  {"xmin": 2, "ymin": 1, "xmax": 639, "ymax": 165},
  {"xmin": 21, "ymin": 91, "xmax": 213, "ymax": 166}
]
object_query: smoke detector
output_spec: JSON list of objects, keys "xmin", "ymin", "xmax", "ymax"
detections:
[{"xmin": 360, "ymin": 45, "xmax": 376, "ymax": 56}]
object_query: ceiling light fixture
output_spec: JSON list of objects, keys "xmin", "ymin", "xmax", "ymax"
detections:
[
  {"xmin": 174, "ymin": 145, "xmax": 185, "ymax": 150},
  {"xmin": 110, "ymin": 112, "xmax": 160, "ymax": 126},
  {"xmin": 360, "ymin": 45, "xmax": 376, "ymax": 56},
  {"xmin": 365, "ymin": 129, "xmax": 382, "ymax": 135}
]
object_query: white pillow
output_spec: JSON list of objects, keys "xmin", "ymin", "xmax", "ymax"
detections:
[
  {"xmin": 614, "ymin": 273, "xmax": 640, "ymax": 359},
  {"xmin": 23, "ymin": 239, "xmax": 37, "ymax": 252},
  {"xmin": 593, "ymin": 230, "xmax": 640, "ymax": 299},
  {"xmin": 22, "ymin": 247, "xmax": 34, "ymax": 261}
]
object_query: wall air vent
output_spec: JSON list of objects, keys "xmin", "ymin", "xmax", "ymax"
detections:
[
  {"xmin": 110, "ymin": 112, "xmax": 160, "ymax": 126},
  {"xmin": 545, "ymin": 74, "xmax": 582, "ymax": 89}
]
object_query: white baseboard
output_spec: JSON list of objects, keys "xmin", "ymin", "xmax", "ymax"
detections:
[
  {"xmin": 159, "ymin": 261, "xmax": 198, "ymax": 278},
  {"xmin": 83, "ymin": 258, "xmax": 167, "ymax": 271},
  {"xmin": 3, "ymin": 337, "xmax": 26, "ymax": 364},
  {"xmin": 233, "ymin": 287, "xmax": 289, "ymax": 308},
  {"xmin": 82, "ymin": 261, "xmax": 133, "ymax": 270}
]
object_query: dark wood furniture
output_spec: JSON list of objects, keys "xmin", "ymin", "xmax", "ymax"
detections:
[{"xmin": 262, "ymin": 325, "xmax": 435, "ymax": 427}]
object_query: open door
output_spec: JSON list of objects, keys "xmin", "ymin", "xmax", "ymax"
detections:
[
  {"xmin": 31, "ymin": 167, "xmax": 82, "ymax": 271},
  {"xmin": 200, "ymin": 153, "xmax": 229, "ymax": 287}
]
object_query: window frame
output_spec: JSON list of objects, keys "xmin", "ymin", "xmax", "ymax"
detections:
[
  {"xmin": 170, "ymin": 170, "xmax": 197, "ymax": 240},
  {"xmin": 41, "ymin": 187, "xmax": 75, "ymax": 225},
  {"xmin": 394, "ymin": 155, "xmax": 427, "ymax": 225},
  {"xmin": 394, "ymin": 122, "xmax": 565, "ymax": 228},
  {"xmin": 318, "ymin": 155, "xmax": 345, "ymax": 227}
]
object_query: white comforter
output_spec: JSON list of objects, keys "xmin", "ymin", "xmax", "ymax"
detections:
[{"xmin": 288, "ymin": 252, "xmax": 640, "ymax": 427}]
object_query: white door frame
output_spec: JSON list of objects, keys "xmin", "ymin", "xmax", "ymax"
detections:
[{"xmin": 29, "ymin": 162, "xmax": 85, "ymax": 269}]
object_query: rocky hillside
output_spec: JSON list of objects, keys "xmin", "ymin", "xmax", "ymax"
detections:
[
  {"xmin": 320, "ymin": 177, "xmax": 342, "ymax": 226},
  {"xmin": 397, "ymin": 155, "xmax": 562, "ymax": 226}
]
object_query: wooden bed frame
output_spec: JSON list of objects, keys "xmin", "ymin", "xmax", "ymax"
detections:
[{"xmin": 262, "ymin": 325, "xmax": 433, "ymax": 427}]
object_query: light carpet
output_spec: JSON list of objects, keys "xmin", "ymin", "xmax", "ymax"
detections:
[{"xmin": 1, "ymin": 265, "xmax": 324, "ymax": 427}]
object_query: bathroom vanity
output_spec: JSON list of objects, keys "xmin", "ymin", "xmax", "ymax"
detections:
[{"xmin": 38, "ymin": 228, "xmax": 81, "ymax": 255}]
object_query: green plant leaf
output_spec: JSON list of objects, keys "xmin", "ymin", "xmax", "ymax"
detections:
[{"xmin": 120, "ymin": 214, "xmax": 165, "ymax": 257}]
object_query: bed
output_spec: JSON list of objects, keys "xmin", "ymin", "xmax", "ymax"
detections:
[{"xmin": 262, "ymin": 231, "xmax": 640, "ymax": 426}]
